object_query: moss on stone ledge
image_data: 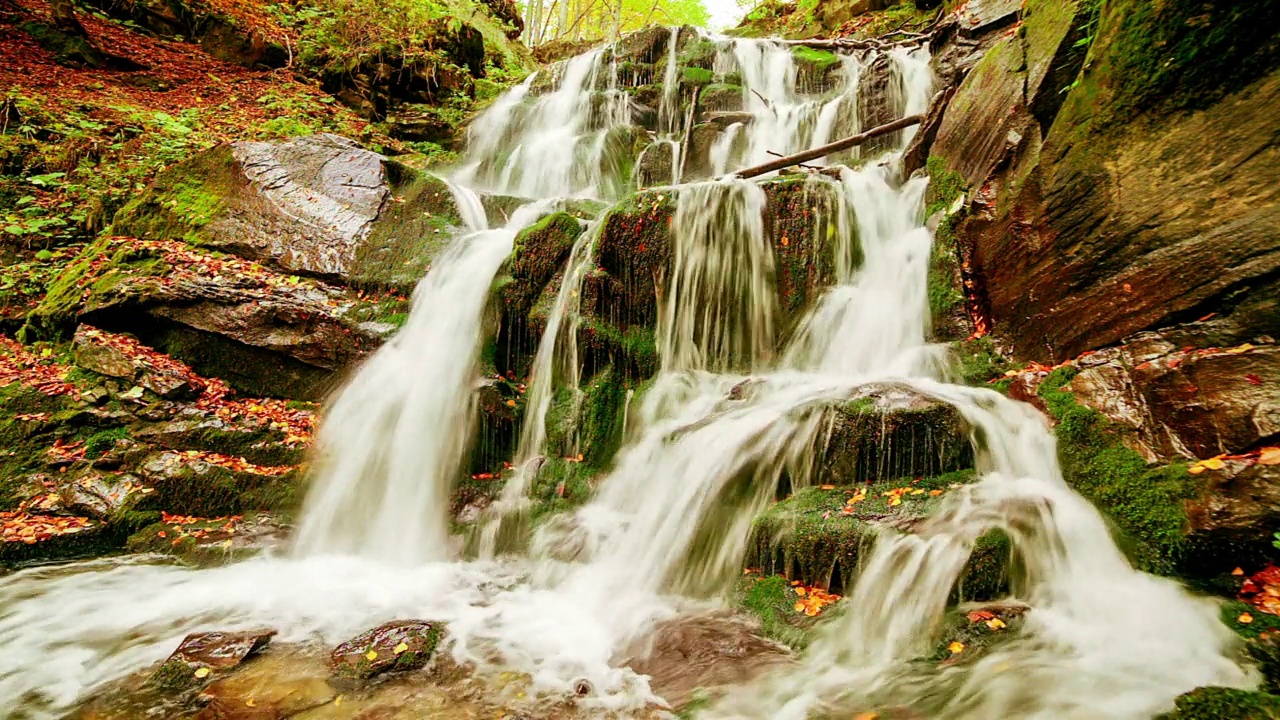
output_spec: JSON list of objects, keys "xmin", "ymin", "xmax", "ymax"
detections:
[
  {"xmin": 748, "ymin": 473, "xmax": 1007, "ymax": 599},
  {"xmin": 1037, "ymin": 366, "xmax": 1199, "ymax": 573}
]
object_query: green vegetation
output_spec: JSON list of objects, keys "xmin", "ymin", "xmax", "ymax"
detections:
[
  {"xmin": 1157, "ymin": 687, "xmax": 1280, "ymax": 720},
  {"xmin": 747, "ymin": 472, "xmax": 1007, "ymax": 598},
  {"xmin": 1038, "ymin": 366, "xmax": 1199, "ymax": 572}
]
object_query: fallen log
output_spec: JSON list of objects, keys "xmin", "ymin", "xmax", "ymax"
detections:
[{"xmin": 731, "ymin": 114, "xmax": 924, "ymax": 180}]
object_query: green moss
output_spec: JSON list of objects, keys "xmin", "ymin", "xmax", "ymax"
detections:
[
  {"xmin": 748, "ymin": 472, "xmax": 999, "ymax": 596},
  {"xmin": 790, "ymin": 46, "xmax": 839, "ymax": 71},
  {"xmin": 734, "ymin": 573, "xmax": 822, "ymax": 648},
  {"xmin": 503, "ymin": 212, "xmax": 585, "ymax": 319},
  {"xmin": 1157, "ymin": 687, "xmax": 1280, "ymax": 720},
  {"xmin": 529, "ymin": 457, "xmax": 597, "ymax": 521},
  {"xmin": 949, "ymin": 335, "xmax": 1012, "ymax": 386},
  {"xmin": 350, "ymin": 167, "xmax": 464, "ymax": 291},
  {"xmin": 1101, "ymin": 0, "xmax": 1279, "ymax": 121},
  {"xmin": 26, "ymin": 238, "xmax": 170, "ymax": 337},
  {"xmin": 1222, "ymin": 601, "xmax": 1280, "ymax": 641},
  {"xmin": 1038, "ymin": 366, "xmax": 1199, "ymax": 572},
  {"xmin": 110, "ymin": 144, "xmax": 237, "ymax": 243},
  {"xmin": 85, "ymin": 427, "xmax": 130, "ymax": 458},
  {"xmin": 681, "ymin": 67, "xmax": 716, "ymax": 88}
]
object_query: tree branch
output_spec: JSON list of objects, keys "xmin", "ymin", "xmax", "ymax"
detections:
[{"xmin": 730, "ymin": 114, "xmax": 923, "ymax": 180}]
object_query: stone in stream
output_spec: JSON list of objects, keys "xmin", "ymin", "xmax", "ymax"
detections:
[
  {"xmin": 812, "ymin": 382, "xmax": 975, "ymax": 487},
  {"xmin": 619, "ymin": 610, "xmax": 793, "ymax": 711},
  {"xmin": 330, "ymin": 620, "xmax": 445, "ymax": 683},
  {"xmin": 147, "ymin": 628, "xmax": 276, "ymax": 691}
]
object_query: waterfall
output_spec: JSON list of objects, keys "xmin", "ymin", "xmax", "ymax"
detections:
[
  {"xmin": 292, "ymin": 199, "xmax": 549, "ymax": 565},
  {"xmin": 0, "ymin": 30, "xmax": 1255, "ymax": 720}
]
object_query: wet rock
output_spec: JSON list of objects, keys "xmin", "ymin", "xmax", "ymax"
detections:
[
  {"xmin": 814, "ymin": 383, "xmax": 974, "ymax": 486},
  {"xmin": 636, "ymin": 140, "xmax": 677, "ymax": 187},
  {"xmin": 127, "ymin": 512, "xmax": 290, "ymax": 566},
  {"xmin": 74, "ymin": 325, "xmax": 201, "ymax": 399},
  {"xmin": 110, "ymin": 134, "xmax": 465, "ymax": 288},
  {"xmin": 931, "ymin": 0, "xmax": 1086, "ymax": 189},
  {"xmin": 1183, "ymin": 462, "xmax": 1280, "ymax": 572},
  {"xmin": 955, "ymin": 0, "xmax": 1022, "ymax": 38},
  {"xmin": 619, "ymin": 611, "xmax": 793, "ymax": 710},
  {"xmin": 1069, "ymin": 340, "xmax": 1280, "ymax": 463},
  {"xmin": 330, "ymin": 620, "xmax": 444, "ymax": 682},
  {"xmin": 148, "ymin": 628, "xmax": 275, "ymax": 691},
  {"xmin": 607, "ymin": 25, "xmax": 675, "ymax": 65},
  {"xmin": 134, "ymin": 450, "xmax": 298, "ymax": 517}
]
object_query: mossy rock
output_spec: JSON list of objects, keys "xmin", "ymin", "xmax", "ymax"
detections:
[
  {"xmin": 791, "ymin": 46, "xmax": 841, "ymax": 92},
  {"xmin": 330, "ymin": 620, "xmax": 444, "ymax": 683},
  {"xmin": 813, "ymin": 382, "xmax": 974, "ymax": 487},
  {"xmin": 700, "ymin": 83, "xmax": 745, "ymax": 113},
  {"xmin": 1157, "ymin": 687, "xmax": 1280, "ymax": 719},
  {"xmin": 1037, "ymin": 367, "xmax": 1201, "ymax": 573},
  {"xmin": 109, "ymin": 134, "xmax": 466, "ymax": 291},
  {"xmin": 734, "ymin": 573, "xmax": 835, "ymax": 648},
  {"xmin": 501, "ymin": 212, "xmax": 585, "ymax": 321},
  {"xmin": 132, "ymin": 451, "xmax": 299, "ymax": 517},
  {"xmin": 748, "ymin": 473, "xmax": 1007, "ymax": 598},
  {"xmin": 126, "ymin": 512, "xmax": 289, "ymax": 566},
  {"xmin": 542, "ymin": 365, "xmax": 633, "ymax": 469}
]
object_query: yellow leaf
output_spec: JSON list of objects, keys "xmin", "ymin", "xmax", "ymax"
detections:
[
  {"xmin": 795, "ymin": 587, "xmax": 806, "ymax": 597},
  {"xmin": 1240, "ymin": 612, "xmax": 1255, "ymax": 624},
  {"xmin": 948, "ymin": 641, "xmax": 965, "ymax": 655},
  {"xmin": 394, "ymin": 642, "xmax": 409, "ymax": 655},
  {"xmin": 794, "ymin": 601, "xmax": 806, "ymax": 613},
  {"xmin": 1227, "ymin": 343, "xmax": 1255, "ymax": 354},
  {"xmin": 986, "ymin": 618, "xmax": 1006, "ymax": 630},
  {"xmin": 1188, "ymin": 465, "xmax": 1207, "ymax": 475},
  {"xmin": 1260, "ymin": 447, "xmax": 1280, "ymax": 466},
  {"xmin": 245, "ymin": 699, "xmax": 256, "ymax": 707},
  {"xmin": 194, "ymin": 667, "xmax": 211, "ymax": 679},
  {"xmin": 1201, "ymin": 457, "xmax": 1226, "ymax": 470},
  {"xmin": 366, "ymin": 650, "xmax": 378, "ymax": 661}
]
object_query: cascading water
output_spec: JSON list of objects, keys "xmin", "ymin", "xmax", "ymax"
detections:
[{"xmin": 0, "ymin": 30, "xmax": 1255, "ymax": 720}]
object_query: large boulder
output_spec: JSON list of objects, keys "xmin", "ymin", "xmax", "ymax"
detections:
[{"xmin": 111, "ymin": 134, "xmax": 466, "ymax": 291}]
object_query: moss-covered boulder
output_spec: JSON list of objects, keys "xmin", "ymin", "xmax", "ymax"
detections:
[
  {"xmin": 126, "ymin": 512, "xmax": 289, "ymax": 566},
  {"xmin": 330, "ymin": 620, "xmax": 444, "ymax": 683},
  {"xmin": 747, "ymin": 475, "xmax": 1007, "ymax": 598},
  {"xmin": 813, "ymin": 382, "xmax": 974, "ymax": 487},
  {"xmin": 110, "ymin": 134, "xmax": 466, "ymax": 291},
  {"xmin": 1157, "ymin": 687, "xmax": 1280, "ymax": 719}
]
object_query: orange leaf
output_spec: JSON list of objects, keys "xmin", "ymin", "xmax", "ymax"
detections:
[{"xmin": 1240, "ymin": 612, "xmax": 1255, "ymax": 624}]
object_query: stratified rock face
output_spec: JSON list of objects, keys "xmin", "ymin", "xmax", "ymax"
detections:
[
  {"xmin": 932, "ymin": 0, "xmax": 1280, "ymax": 362},
  {"xmin": 112, "ymin": 134, "xmax": 464, "ymax": 289},
  {"xmin": 330, "ymin": 620, "xmax": 443, "ymax": 682},
  {"xmin": 1070, "ymin": 339, "xmax": 1280, "ymax": 463}
]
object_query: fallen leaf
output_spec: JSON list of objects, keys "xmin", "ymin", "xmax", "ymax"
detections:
[
  {"xmin": 366, "ymin": 650, "xmax": 378, "ymax": 661},
  {"xmin": 986, "ymin": 618, "xmax": 1006, "ymax": 630},
  {"xmin": 820, "ymin": 484, "xmax": 836, "ymax": 490},
  {"xmin": 948, "ymin": 641, "xmax": 965, "ymax": 655},
  {"xmin": 1247, "ymin": 374, "xmax": 1263, "ymax": 386},
  {"xmin": 194, "ymin": 667, "xmax": 211, "ymax": 679},
  {"xmin": 245, "ymin": 699, "xmax": 256, "ymax": 708},
  {"xmin": 1260, "ymin": 448, "xmax": 1280, "ymax": 466},
  {"xmin": 1234, "ymin": 567, "xmax": 1246, "ymax": 576},
  {"xmin": 394, "ymin": 642, "xmax": 409, "ymax": 655},
  {"xmin": 795, "ymin": 587, "xmax": 806, "ymax": 597},
  {"xmin": 1240, "ymin": 612, "xmax": 1255, "ymax": 624}
]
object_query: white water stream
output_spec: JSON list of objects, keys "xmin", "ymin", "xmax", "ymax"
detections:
[{"xmin": 0, "ymin": 31, "xmax": 1254, "ymax": 720}]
